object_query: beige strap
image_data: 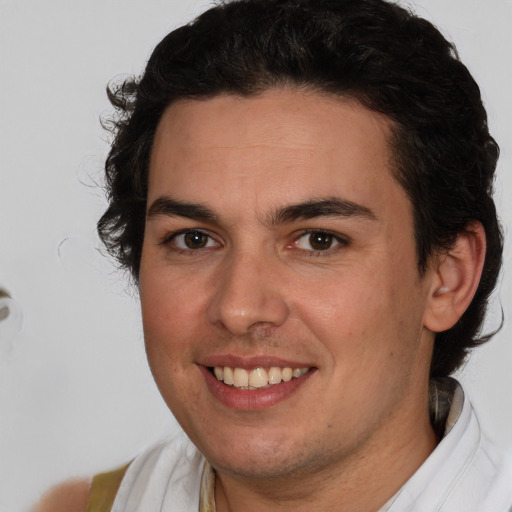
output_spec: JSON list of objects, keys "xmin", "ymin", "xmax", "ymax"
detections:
[
  {"xmin": 199, "ymin": 460, "xmax": 216, "ymax": 512},
  {"xmin": 86, "ymin": 462, "xmax": 130, "ymax": 512}
]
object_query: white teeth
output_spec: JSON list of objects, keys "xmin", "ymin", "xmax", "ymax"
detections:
[
  {"xmin": 212, "ymin": 365, "xmax": 310, "ymax": 389},
  {"xmin": 223, "ymin": 367, "xmax": 234, "ymax": 385},
  {"xmin": 268, "ymin": 367, "xmax": 282, "ymax": 385},
  {"xmin": 282, "ymin": 367, "xmax": 293, "ymax": 382},
  {"xmin": 249, "ymin": 367, "xmax": 268, "ymax": 388},
  {"xmin": 233, "ymin": 368, "xmax": 249, "ymax": 387},
  {"xmin": 293, "ymin": 368, "xmax": 309, "ymax": 378}
]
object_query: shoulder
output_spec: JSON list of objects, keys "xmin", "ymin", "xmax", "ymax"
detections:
[{"xmin": 32, "ymin": 479, "xmax": 91, "ymax": 512}]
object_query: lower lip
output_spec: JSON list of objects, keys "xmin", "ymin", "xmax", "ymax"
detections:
[{"xmin": 199, "ymin": 366, "xmax": 315, "ymax": 411}]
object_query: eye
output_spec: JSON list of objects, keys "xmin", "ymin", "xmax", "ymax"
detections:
[
  {"xmin": 294, "ymin": 230, "xmax": 345, "ymax": 252},
  {"xmin": 170, "ymin": 230, "xmax": 219, "ymax": 250}
]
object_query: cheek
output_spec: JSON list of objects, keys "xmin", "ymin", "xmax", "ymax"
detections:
[
  {"xmin": 140, "ymin": 264, "xmax": 208, "ymax": 328},
  {"xmin": 139, "ymin": 275, "xmax": 207, "ymax": 412},
  {"xmin": 293, "ymin": 269, "xmax": 389, "ymax": 334},
  {"xmin": 293, "ymin": 262, "xmax": 424, "ymax": 359},
  {"xmin": 139, "ymin": 271, "xmax": 196, "ymax": 366}
]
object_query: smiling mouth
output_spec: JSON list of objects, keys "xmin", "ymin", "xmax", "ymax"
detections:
[{"xmin": 210, "ymin": 366, "xmax": 311, "ymax": 390}]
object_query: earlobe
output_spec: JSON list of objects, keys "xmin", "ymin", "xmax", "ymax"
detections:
[{"xmin": 424, "ymin": 221, "xmax": 486, "ymax": 333}]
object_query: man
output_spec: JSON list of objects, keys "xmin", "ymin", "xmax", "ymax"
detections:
[{"xmin": 37, "ymin": 0, "xmax": 511, "ymax": 510}]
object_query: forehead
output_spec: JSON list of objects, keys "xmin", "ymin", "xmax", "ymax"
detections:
[{"xmin": 148, "ymin": 88, "xmax": 405, "ymax": 220}]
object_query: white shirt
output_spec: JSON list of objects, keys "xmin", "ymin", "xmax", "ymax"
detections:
[
  {"xmin": 384, "ymin": 379, "xmax": 512, "ymax": 511},
  {"xmin": 111, "ymin": 379, "xmax": 512, "ymax": 511}
]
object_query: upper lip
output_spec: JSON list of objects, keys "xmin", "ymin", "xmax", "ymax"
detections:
[{"xmin": 199, "ymin": 354, "xmax": 314, "ymax": 369}]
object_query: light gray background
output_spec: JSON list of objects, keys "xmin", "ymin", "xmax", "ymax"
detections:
[{"xmin": 1, "ymin": 1, "xmax": 511, "ymax": 510}]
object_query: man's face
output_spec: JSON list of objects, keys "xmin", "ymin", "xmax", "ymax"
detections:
[{"xmin": 139, "ymin": 89, "xmax": 437, "ymax": 480}]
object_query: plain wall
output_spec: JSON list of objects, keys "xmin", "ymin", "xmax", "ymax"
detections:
[{"xmin": 1, "ymin": 1, "xmax": 511, "ymax": 510}]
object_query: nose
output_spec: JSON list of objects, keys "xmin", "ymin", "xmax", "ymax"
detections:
[{"xmin": 207, "ymin": 251, "xmax": 290, "ymax": 336}]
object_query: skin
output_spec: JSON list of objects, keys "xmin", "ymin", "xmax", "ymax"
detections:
[
  {"xmin": 32, "ymin": 480, "xmax": 90, "ymax": 512},
  {"xmin": 138, "ymin": 88, "xmax": 444, "ymax": 512}
]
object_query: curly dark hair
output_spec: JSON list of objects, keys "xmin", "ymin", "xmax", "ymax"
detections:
[{"xmin": 98, "ymin": 0, "xmax": 502, "ymax": 377}]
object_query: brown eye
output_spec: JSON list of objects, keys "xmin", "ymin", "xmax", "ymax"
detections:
[
  {"xmin": 184, "ymin": 231, "xmax": 208, "ymax": 249},
  {"xmin": 171, "ymin": 230, "xmax": 218, "ymax": 250},
  {"xmin": 295, "ymin": 231, "xmax": 344, "ymax": 252},
  {"xmin": 308, "ymin": 232, "xmax": 333, "ymax": 251}
]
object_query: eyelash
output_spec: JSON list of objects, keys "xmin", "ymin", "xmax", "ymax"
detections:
[
  {"xmin": 292, "ymin": 229, "xmax": 349, "ymax": 256},
  {"xmin": 161, "ymin": 229, "xmax": 221, "ymax": 254},
  {"xmin": 161, "ymin": 228, "xmax": 349, "ymax": 256}
]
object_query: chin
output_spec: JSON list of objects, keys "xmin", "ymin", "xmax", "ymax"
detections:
[{"xmin": 196, "ymin": 428, "xmax": 327, "ymax": 480}]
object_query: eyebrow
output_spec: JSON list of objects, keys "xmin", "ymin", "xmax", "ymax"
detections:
[
  {"xmin": 147, "ymin": 197, "xmax": 217, "ymax": 222},
  {"xmin": 269, "ymin": 197, "xmax": 377, "ymax": 224},
  {"xmin": 146, "ymin": 196, "xmax": 377, "ymax": 225}
]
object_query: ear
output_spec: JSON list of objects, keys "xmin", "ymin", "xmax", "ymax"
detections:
[{"xmin": 424, "ymin": 221, "xmax": 486, "ymax": 333}]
